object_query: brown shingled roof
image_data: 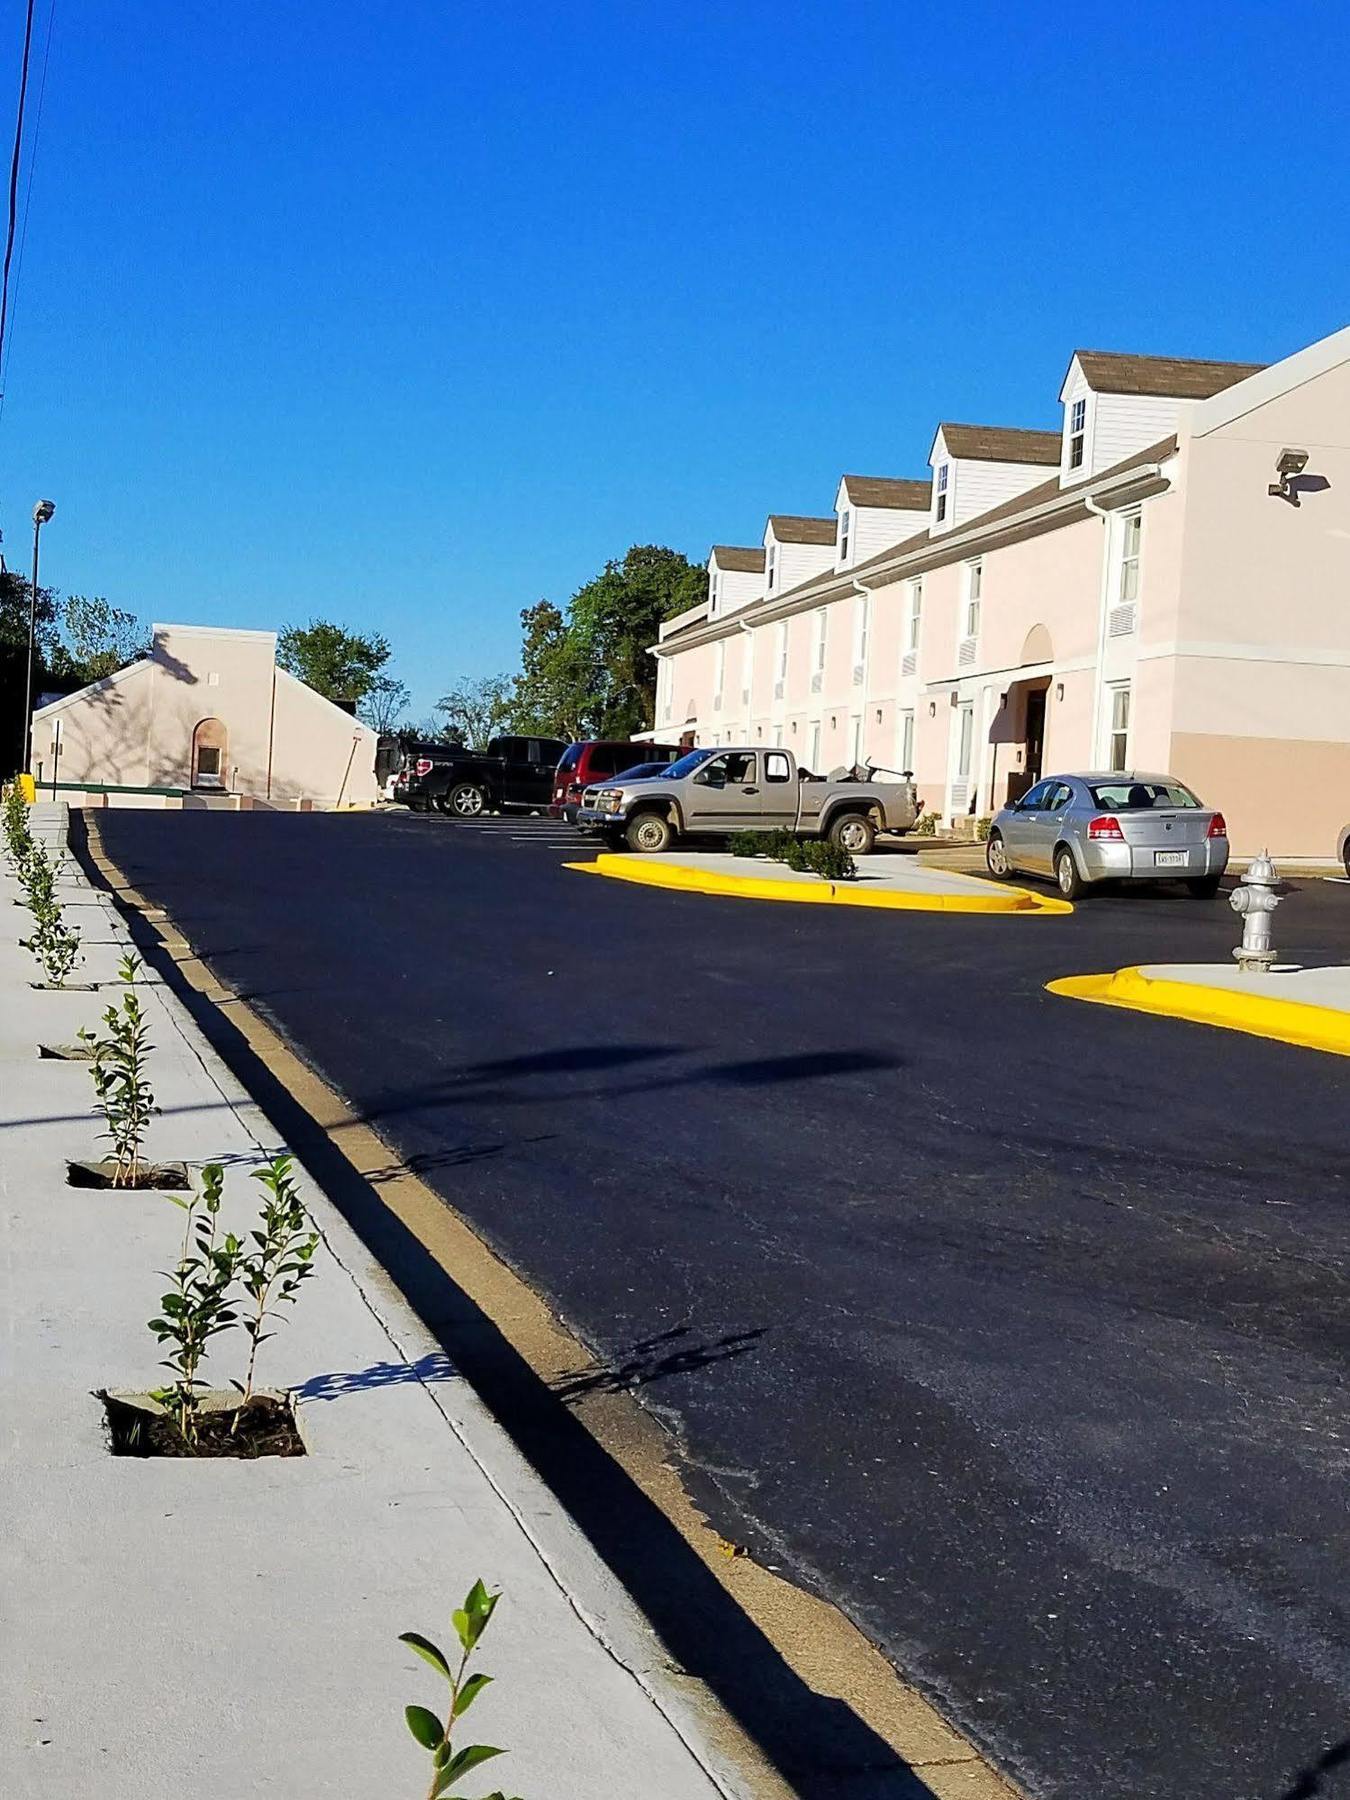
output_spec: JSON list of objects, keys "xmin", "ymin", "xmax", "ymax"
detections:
[
  {"xmin": 936, "ymin": 424, "xmax": 1061, "ymax": 465},
  {"xmin": 710, "ymin": 545, "xmax": 765, "ymax": 573},
  {"xmin": 841, "ymin": 475, "xmax": 932, "ymax": 510},
  {"xmin": 767, "ymin": 515, "xmax": 837, "ymax": 545},
  {"xmin": 1073, "ymin": 349, "xmax": 1266, "ymax": 400}
]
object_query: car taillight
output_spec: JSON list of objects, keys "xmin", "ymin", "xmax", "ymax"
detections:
[
  {"xmin": 1207, "ymin": 812, "xmax": 1227, "ymax": 838},
  {"xmin": 415, "ymin": 758, "xmax": 433, "ymax": 777},
  {"xmin": 1088, "ymin": 814, "xmax": 1124, "ymax": 841}
]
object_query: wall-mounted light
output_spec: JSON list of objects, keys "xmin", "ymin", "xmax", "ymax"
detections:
[
  {"xmin": 928, "ymin": 701, "xmax": 936, "ymax": 718},
  {"xmin": 874, "ymin": 708, "xmax": 882, "ymax": 724},
  {"xmin": 1055, "ymin": 681, "xmax": 1065, "ymax": 702},
  {"xmin": 1269, "ymin": 447, "xmax": 1310, "ymax": 505}
]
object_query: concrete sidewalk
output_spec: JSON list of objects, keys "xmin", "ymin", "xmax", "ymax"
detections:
[
  {"xmin": 1048, "ymin": 959, "xmax": 1350, "ymax": 1057},
  {"xmin": 0, "ymin": 807, "xmax": 739, "ymax": 1799},
  {"xmin": 571, "ymin": 849, "xmax": 1071, "ymax": 915}
]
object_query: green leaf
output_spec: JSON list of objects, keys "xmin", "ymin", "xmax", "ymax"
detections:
[
  {"xmin": 403, "ymin": 1704, "xmax": 444, "ymax": 1750},
  {"xmin": 442, "ymin": 1744, "xmax": 504, "ymax": 1781},
  {"xmin": 451, "ymin": 1607, "xmax": 472, "ymax": 1650},
  {"xmin": 398, "ymin": 1631, "xmax": 452, "ymax": 1680},
  {"xmin": 452, "ymin": 1672, "xmax": 492, "ymax": 1717}
]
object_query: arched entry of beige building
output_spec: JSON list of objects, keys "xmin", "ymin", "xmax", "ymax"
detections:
[
  {"xmin": 989, "ymin": 627, "xmax": 1054, "ymax": 809},
  {"xmin": 191, "ymin": 717, "xmax": 228, "ymax": 790}
]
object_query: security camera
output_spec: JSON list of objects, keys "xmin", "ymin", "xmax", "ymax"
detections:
[{"xmin": 1276, "ymin": 448, "xmax": 1309, "ymax": 477}]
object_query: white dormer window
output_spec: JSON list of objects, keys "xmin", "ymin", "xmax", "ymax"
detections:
[
  {"xmin": 964, "ymin": 560, "xmax": 983, "ymax": 638},
  {"xmin": 839, "ymin": 509, "xmax": 851, "ymax": 561},
  {"xmin": 1069, "ymin": 397, "xmax": 1087, "ymax": 471},
  {"xmin": 710, "ymin": 571, "xmax": 720, "ymax": 615},
  {"xmin": 935, "ymin": 463, "xmax": 949, "ymax": 523},
  {"xmin": 767, "ymin": 542, "xmax": 778, "ymax": 592}
]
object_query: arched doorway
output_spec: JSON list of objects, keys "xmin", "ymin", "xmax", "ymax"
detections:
[{"xmin": 191, "ymin": 717, "xmax": 228, "ymax": 790}]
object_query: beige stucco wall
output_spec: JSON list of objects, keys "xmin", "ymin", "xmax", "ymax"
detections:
[{"xmin": 30, "ymin": 623, "xmax": 380, "ymax": 808}]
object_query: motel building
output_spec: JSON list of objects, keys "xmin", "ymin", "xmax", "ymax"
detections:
[{"xmin": 647, "ymin": 324, "xmax": 1350, "ymax": 857}]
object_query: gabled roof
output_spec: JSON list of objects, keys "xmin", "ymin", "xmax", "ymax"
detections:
[
  {"xmin": 709, "ymin": 545, "xmax": 766, "ymax": 573},
  {"xmin": 767, "ymin": 515, "xmax": 837, "ymax": 545},
  {"xmin": 1070, "ymin": 349, "xmax": 1266, "ymax": 400},
  {"xmin": 933, "ymin": 424, "xmax": 1061, "ymax": 466},
  {"xmin": 840, "ymin": 475, "xmax": 932, "ymax": 510}
]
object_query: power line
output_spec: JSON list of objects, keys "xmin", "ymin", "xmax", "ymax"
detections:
[
  {"xmin": 0, "ymin": 0, "xmax": 56, "ymax": 416},
  {"xmin": 0, "ymin": 0, "xmax": 39, "ymax": 393}
]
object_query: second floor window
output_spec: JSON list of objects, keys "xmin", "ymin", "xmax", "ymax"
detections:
[
  {"xmin": 936, "ymin": 463, "xmax": 949, "ymax": 523},
  {"xmin": 839, "ymin": 509, "xmax": 851, "ymax": 560},
  {"xmin": 1069, "ymin": 397, "xmax": 1087, "ymax": 470},
  {"xmin": 853, "ymin": 594, "xmax": 870, "ymax": 665},
  {"xmin": 964, "ymin": 561, "xmax": 983, "ymax": 638},
  {"xmin": 813, "ymin": 607, "xmax": 827, "ymax": 671},
  {"xmin": 713, "ymin": 639, "xmax": 725, "ymax": 699},
  {"xmin": 1119, "ymin": 512, "xmax": 1142, "ymax": 602},
  {"xmin": 906, "ymin": 578, "xmax": 923, "ymax": 651},
  {"xmin": 776, "ymin": 622, "xmax": 788, "ymax": 681},
  {"xmin": 767, "ymin": 543, "xmax": 778, "ymax": 591}
]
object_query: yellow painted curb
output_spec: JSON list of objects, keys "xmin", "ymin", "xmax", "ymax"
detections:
[
  {"xmin": 568, "ymin": 853, "xmax": 1073, "ymax": 916},
  {"xmin": 1047, "ymin": 965, "xmax": 1350, "ymax": 1057}
]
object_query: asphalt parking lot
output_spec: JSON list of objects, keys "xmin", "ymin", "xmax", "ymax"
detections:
[{"xmin": 87, "ymin": 806, "xmax": 1350, "ymax": 1800}]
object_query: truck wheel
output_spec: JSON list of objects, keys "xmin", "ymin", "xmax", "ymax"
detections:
[
  {"xmin": 448, "ymin": 782, "xmax": 486, "ymax": 819},
  {"xmin": 829, "ymin": 812, "xmax": 875, "ymax": 855},
  {"xmin": 625, "ymin": 811, "xmax": 674, "ymax": 854}
]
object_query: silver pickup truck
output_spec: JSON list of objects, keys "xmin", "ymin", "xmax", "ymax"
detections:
[{"xmin": 576, "ymin": 745, "xmax": 919, "ymax": 854}]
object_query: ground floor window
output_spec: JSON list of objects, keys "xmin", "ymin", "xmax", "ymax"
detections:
[
  {"xmin": 808, "ymin": 721, "xmax": 821, "ymax": 771},
  {"xmin": 850, "ymin": 714, "xmax": 863, "ymax": 767},
  {"xmin": 899, "ymin": 710, "xmax": 915, "ymax": 772},
  {"xmin": 1107, "ymin": 685, "xmax": 1131, "ymax": 770}
]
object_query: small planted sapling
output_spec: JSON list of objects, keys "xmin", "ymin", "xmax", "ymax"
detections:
[
  {"xmin": 2, "ymin": 778, "xmax": 33, "ymax": 867},
  {"xmin": 400, "ymin": 1580, "xmax": 519, "ymax": 1800},
  {"xmin": 148, "ymin": 1163, "xmax": 242, "ymax": 1445},
  {"xmin": 19, "ymin": 841, "xmax": 81, "ymax": 986},
  {"xmin": 235, "ymin": 1154, "xmax": 319, "ymax": 1408},
  {"xmin": 79, "ymin": 953, "xmax": 155, "ymax": 1185}
]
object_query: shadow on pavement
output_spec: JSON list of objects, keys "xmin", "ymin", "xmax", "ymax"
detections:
[{"xmin": 73, "ymin": 815, "xmax": 941, "ymax": 1799}]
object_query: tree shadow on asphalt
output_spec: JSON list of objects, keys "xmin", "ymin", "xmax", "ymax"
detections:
[
  {"xmin": 74, "ymin": 818, "xmax": 942, "ymax": 1800},
  {"xmin": 1277, "ymin": 1735, "xmax": 1350, "ymax": 1799},
  {"xmin": 552, "ymin": 1325, "xmax": 768, "ymax": 1402}
]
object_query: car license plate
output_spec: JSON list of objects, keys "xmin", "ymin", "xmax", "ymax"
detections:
[{"xmin": 1154, "ymin": 850, "xmax": 1186, "ymax": 867}]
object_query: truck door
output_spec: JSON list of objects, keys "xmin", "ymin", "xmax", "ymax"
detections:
[
  {"xmin": 686, "ymin": 752, "xmax": 770, "ymax": 832},
  {"xmin": 759, "ymin": 749, "xmax": 799, "ymax": 829}
]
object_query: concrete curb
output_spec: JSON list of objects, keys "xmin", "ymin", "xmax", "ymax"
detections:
[
  {"xmin": 569, "ymin": 854, "xmax": 1073, "ymax": 916},
  {"xmin": 1047, "ymin": 963, "xmax": 1350, "ymax": 1057}
]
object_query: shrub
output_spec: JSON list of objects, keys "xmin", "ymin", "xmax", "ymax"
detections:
[
  {"xmin": 79, "ymin": 953, "xmax": 155, "ymax": 1185},
  {"xmin": 806, "ymin": 840, "xmax": 857, "ymax": 881},
  {"xmin": 729, "ymin": 830, "xmax": 854, "ymax": 881},
  {"xmin": 399, "ymin": 1581, "xmax": 515, "ymax": 1800},
  {"xmin": 2, "ymin": 779, "xmax": 31, "ymax": 867},
  {"xmin": 236, "ymin": 1155, "xmax": 319, "ymax": 1406},
  {"xmin": 730, "ymin": 831, "xmax": 768, "ymax": 859},
  {"xmin": 974, "ymin": 815, "xmax": 993, "ymax": 842},
  {"xmin": 17, "ymin": 839, "xmax": 82, "ymax": 986},
  {"xmin": 150, "ymin": 1164, "xmax": 243, "ymax": 1444},
  {"xmin": 913, "ymin": 808, "xmax": 937, "ymax": 836}
]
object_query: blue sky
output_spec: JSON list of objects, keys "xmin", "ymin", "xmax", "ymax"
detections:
[{"xmin": 1, "ymin": 0, "xmax": 1346, "ymax": 718}]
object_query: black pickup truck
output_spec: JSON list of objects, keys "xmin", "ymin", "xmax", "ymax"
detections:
[{"xmin": 391, "ymin": 735, "xmax": 570, "ymax": 817}]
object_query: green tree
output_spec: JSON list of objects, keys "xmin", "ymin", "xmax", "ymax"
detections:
[
  {"xmin": 357, "ymin": 674, "xmax": 411, "ymax": 735},
  {"xmin": 565, "ymin": 545, "xmax": 706, "ymax": 738},
  {"xmin": 0, "ymin": 568, "xmax": 61, "ymax": 777},
  {"xmin": 508, "ymin": 599, "xmax": 588, "ymax": 738},
  {"xmin": 51, "ymin": 595, "xmax": 147, "ymax": 685},
  {"xmin": 435, "ymin": 673, "xmax": 513, "ymax": 747},
  {"xmin": 277, "ymin": 620, "xmax": 390, "ymax": 703}
]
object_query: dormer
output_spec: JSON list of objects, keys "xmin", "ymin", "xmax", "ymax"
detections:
[
  {"xmin": 927, "ymin": 424, "xmax": 1061, "ymax": 535},
  {"xmin": 833, "ymin": 476, "xmax": 932, "ymax": 570},
  {"xmin": 1059, "ymin": 350, "xmax": 1266, "ymax": 483},
  {"xmin": 762, "ymin": 515, "xmax": 836, "ymax": 599},
  {"xmin": 707, "ymin": 545, "xmax": 766, "ymax": 620}
]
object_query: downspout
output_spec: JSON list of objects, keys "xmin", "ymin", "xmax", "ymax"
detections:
[
  {"xmin": 265, "ymin": 658, "xmax": 278, "ymax": 799},
  {"xmin": 1083, "ymin": 494, "xmax": 1115, "ymax": 765}
]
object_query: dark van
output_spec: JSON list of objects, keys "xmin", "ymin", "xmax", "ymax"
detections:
[{"xmin": 551, "ymin": 740, "xmax": 682, "ymax": 822}]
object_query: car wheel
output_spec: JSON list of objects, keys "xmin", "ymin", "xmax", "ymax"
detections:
[
  {"xmin": 448, "ymin": 782, "xmax": 486, "ymax": 819},
  {"xmin": 829, "ymin": 812, "xmax": 876, "ymax": 855},
  {"xmin": 985, "ymin": 831, "xmax": 1010, "ymax": 879},
  {"xmin": 1054, "ymin": 845, "xmax": 1085, "ymax": 900},
  {"xmin": 1186, "ymin": 875, "xmax": 1221, "ymax": 898},
  {"xmin": 1343, "ymin": 840, "xmax": 1350, "ymax": 880},
  {"xmin": 625, "ymin": 811, "xmax": 673, "ymax": 854}
]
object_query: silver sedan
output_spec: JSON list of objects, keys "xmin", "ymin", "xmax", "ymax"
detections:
[{"xmin": 985, "ymin": 772, "xmax": 1229, "ymax": 900}]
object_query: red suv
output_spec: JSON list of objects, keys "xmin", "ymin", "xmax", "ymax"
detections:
[{"xmin": 551, "ymin": 740, "xmax": 682, "ymax": 822}]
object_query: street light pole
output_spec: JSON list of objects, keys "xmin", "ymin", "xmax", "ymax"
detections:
[{"xmin": 21, "ymin": 498, "xmax": 55, "ymax": 775}]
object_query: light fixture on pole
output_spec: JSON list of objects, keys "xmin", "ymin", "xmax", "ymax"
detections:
[{"xmin": 21, "ymin": 498, "xmax": 55, "ymax": 775}]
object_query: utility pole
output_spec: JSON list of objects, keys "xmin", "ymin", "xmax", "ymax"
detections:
[{"xmin": 21, "ymin": 497, "xmax": 55, "ymax": 773}]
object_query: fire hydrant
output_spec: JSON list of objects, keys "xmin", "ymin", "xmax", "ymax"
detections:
[{"xmin": 1229, "ymin": 851, "xmax": 1281, "ymax": 972}]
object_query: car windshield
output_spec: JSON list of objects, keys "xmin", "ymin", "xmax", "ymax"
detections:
[
  {"xmin": 1088, "ymin": 780, "xmax": 1202, "ymax": 810},
  {"xmin": 661, "ymin": 749, "xmax": 715, "ymax": 779}
]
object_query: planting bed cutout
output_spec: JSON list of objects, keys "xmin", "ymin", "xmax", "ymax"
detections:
[
  {"xmin": 67, "ymin": 1158, "xmax": 190, "ymax": 1191},
  {"xmin": 38, "ymin": 1041, "xmax": 94, "ymax": 1060},
  {"xmin": 100, "ymin": 1390, "xmax": 306, "ymax": 1459}
]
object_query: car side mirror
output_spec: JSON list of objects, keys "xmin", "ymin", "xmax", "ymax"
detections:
[{"xmin": 694, "ymin": 769, "xmax": 723, "ymax": 788}]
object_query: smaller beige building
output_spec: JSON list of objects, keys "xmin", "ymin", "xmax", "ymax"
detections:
[{"xmin": 29, "ymin": 623, "xmax": 381, "ymax": 809}]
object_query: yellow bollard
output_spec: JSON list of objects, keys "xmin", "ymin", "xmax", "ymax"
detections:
[{"xmin": 17, "ymin": 773, "xmax": 36, "ymax": 804}]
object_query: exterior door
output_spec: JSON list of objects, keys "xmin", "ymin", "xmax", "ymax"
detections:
[
  {"xmin": 950, "ymin": 703, "xmax": 975, "ymax": 814},
  {"xmin": 1023, "ymin": 688, "xmax": 1047, "ymax": 785}
]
